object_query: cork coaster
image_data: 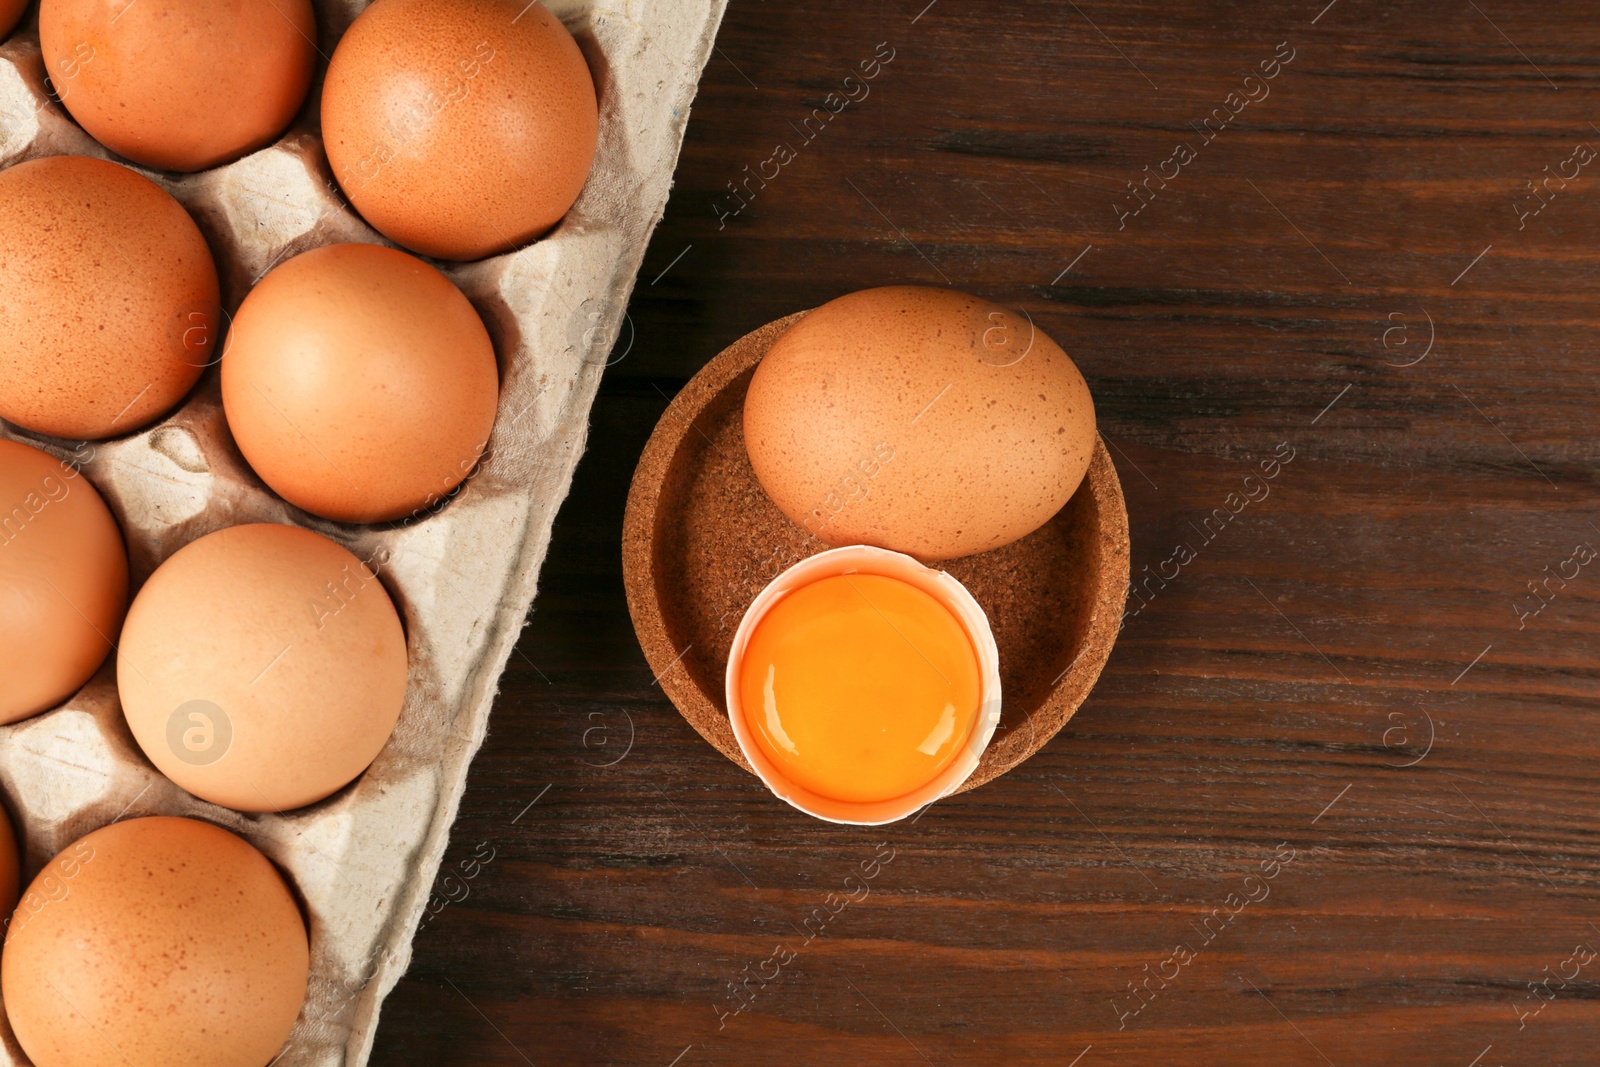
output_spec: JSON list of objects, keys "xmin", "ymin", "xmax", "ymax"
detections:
[{"xmin": 621, "ymin": 312, "xmax": 1130, "ymax": 793}]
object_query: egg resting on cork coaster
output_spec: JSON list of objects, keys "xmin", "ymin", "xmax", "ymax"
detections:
[{"xmin": 623, "ymin": 312, "xmax": 1131, "ymax": 793}]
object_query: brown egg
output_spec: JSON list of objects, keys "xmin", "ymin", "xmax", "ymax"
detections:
[
  {"xmin": 3, "ymin": 816, "xmax": 308, "ymax": 1067},
  {"xmin": 117, "ymin": 523, "xmax": 408, "ymax": 812},
  {"xmin": 0, "ymin": 0, "xmax": 26, "ymax": 39},
  {"xmin": 743, "ymin": 286, "xmax": 1097, "ymax": 561},
  {"xmin": 221, "ymin": 242, "xmax": 498, "ymax": 524},
  {"xmin": 0, "ymin": 438, "xmax": 128, "ymax": 723},
  {"xmin": 0, "ymin": 156, "xmax": 219, "ymax": 440},
  {"xmin": 322, "ymin": 0, "xmax": 598, "ymax": 260},
  {"xmin": 39, "ymin": 0, "xmax": 316, "ymax": 172}
]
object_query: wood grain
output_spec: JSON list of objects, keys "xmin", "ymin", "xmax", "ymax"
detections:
[{"xmin": 371, "ymin": 1, "xmax": 1600, "ymax": 1064}]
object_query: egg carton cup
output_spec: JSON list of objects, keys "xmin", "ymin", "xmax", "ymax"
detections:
[{"xmin": 0, "ymin": 0, "xmax": 727, "ymax": 1063}]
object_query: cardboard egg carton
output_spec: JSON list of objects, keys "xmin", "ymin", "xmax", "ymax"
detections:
[{"xmin": 0, "ymin": 1, "xmax": 727, "ymax": 1062}]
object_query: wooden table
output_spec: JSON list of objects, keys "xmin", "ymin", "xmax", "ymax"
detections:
[{"xmin": 371, "ymin": 1, "xmax": 1600, "ymax": 1062}]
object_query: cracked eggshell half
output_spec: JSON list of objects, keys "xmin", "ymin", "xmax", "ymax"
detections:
[{"xmin": 725, "ymin": 545, "xmax": 1002, "ymax": 825}]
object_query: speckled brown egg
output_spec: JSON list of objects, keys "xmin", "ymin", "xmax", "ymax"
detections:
[
  {"xmin": 0, "ymin": 0, "xmax": 26, "ymax": 38},
  {"xmin": 743, "ymin": 286, "xmax": 1097, "ymax": 561},
  {"xmin": 0, "ymin": 437, "xmax": 128, "ymax": 724},
  {"xmin": 220, "ymin": 242, "xmax": 498, "ymax": 524},
  {"xmin": 2, "ymin": 816, "xmax": 308, "ymax": 1067},
  {"xmin": 321, "ymin": 0, "xmax": 599, "ymax": 260},
  {"xmin": 40, "ymin": 0, "xmax": 316, "ymax": 172},
  {"xmin": 117, "ymin": 523, "xmax": 408, "ymax": 812},
  {"xmin": 0, "ymin": 155, "xmax": 219, "ymax": 440}
]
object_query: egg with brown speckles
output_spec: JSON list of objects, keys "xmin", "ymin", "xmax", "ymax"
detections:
[
  {"xmin": 0, "ymin": 437, "xmax": 129, "ymax": 724},
  {"xmin": 321, "ymin": 0, "xmax": 599, "ymax": 261},
  {"xmin": 0, "ymin": 155, "xmax": 220, "ymax": 440},
  {"xmin": 743, "ymin": 286, "xmax": 1097, "ymax": 561},
  {"xmin": 2, "ymin": 816, "xmax": 309, "ymax": 1067},
  {"xmin": 220, "ymin": 242, "xmax": 498, "ymax": 524},
  {"xmin": 40, "ymin": 0, "xmax": 316, "ymax": 172}
]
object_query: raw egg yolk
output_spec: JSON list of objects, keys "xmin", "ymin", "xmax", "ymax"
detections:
[{"xmin": 739, "ymin": 573, "xmax": 982, "ymax": 804}]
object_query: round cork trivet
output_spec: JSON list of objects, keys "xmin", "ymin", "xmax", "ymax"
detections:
[{"xmin": 621, "ymin": 312, "xmax": 1130, "ymax": 793}]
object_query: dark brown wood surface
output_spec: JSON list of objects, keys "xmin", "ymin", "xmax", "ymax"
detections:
[{"xmin": 370, "ymin": 1, "xmax": 1600, "ymax": 1063}]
